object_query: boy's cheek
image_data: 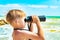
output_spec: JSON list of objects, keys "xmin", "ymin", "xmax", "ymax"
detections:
[{"xmin": 20, "ymin": 23, "xmax": 26, "ymax": 28}]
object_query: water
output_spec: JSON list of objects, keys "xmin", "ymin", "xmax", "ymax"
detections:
[
  {"xmin": 0, "ymin": 24, "xmax": 13, "ymax": 40},
  {"xmin": 42, "ymin": 16, "xmax": 60, "ymax": 40},
  {"xmin": 0, "ymin": 16, "xmax": 60, "ymax": 40}
]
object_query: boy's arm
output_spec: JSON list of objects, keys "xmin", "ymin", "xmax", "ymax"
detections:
[
  {"xmin": 36, "ymin": 21, "xmax": 44, "ymax": 40},
  {"xmin": 29, "ymin": 16, "xmax": 44, "ymax": 40}
]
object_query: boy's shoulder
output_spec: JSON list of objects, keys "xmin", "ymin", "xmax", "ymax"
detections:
[
  {"xmin": 14, "ymin": 30, "xmax": 39, "ymax": 38},
  {"xmin": 13, "ymin": 30, "xmax": 40, "ymax": 40}
]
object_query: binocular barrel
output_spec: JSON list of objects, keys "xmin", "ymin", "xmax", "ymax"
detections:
[{"xmin": 24, "ymin": 16, "xmax": 46, "ymax": 22}]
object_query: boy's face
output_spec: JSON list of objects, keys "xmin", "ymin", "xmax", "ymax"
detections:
[{"xmin": 11, "ymin": 17, "xmax": 26, "ymax": 29}]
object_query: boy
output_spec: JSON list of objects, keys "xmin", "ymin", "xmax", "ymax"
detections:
[{"xmin": 6, "ymin": 9, "xmax": 44, "ymax": 40}]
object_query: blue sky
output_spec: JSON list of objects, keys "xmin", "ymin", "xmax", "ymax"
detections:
[
  {"xmin": 0, "ymin": 0, "xmax": 60, "ymax": 16},
  {"xmin": 0, "ymin": 0, "xmax": 51, "ymax": 4},
  {"xmin": 0, "ymin": 0, "xmax": 60, "ymax": 5}
]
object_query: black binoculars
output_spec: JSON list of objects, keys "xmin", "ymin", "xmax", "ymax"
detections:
[
  {"xmin": 24, "ymin": 16, "xmax": 46, "ymax": 22},
  {"xmin": 14, "ymin": 16, "xmax": 46, "ymax": 30}
]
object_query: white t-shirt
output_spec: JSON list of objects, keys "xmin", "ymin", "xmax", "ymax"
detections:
[{"xmin": 0, "ymin": 24, "xmax": 13, "ymax": 40}]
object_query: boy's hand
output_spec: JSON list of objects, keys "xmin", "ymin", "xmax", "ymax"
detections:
[{"xmin": 32, "ymin": 15, "xmax": 40, "ymax": 23}]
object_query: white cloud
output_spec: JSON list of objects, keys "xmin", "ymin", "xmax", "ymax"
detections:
[
  {"xmin": 27, "ymin": 5, "xmax": 59, "ymax": 9},
  {"xmin": 0, "ymin": 4, "xmax": 22, "ymax": 7},
  {"xmin": 0, "ymin": 4, "xmax": 60, "ymax": 16},
  {"xmin": 28, "ymin": 5, "xmax": 48, "ymax": 8},
  {"xmin": 0, "ymin": 4, "xmax": 59, "ymax": 8},
  {"xmin": 0, "ymin": 4, "xmax": 24, "ymax": 16},
  {"xmin": 1, "ymin": 4, "xmax": 48, "ymax": 8},
  {"xmin": 50, "ymin": 6, "xmax": 58, "ymax": 9}
]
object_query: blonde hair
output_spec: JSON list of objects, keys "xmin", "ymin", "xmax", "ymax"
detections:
[{"xmin": 6, "ymin": 9, "xmax": 26, "ymax": 23}]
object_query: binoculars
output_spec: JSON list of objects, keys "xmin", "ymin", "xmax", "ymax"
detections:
[
  {"xmin": 24, "ymin": 16, "xmax": 46, "ymax": 22},
  {"xmin": 14, "ymin": 16, "xmax": 46, "ymax": 30}
]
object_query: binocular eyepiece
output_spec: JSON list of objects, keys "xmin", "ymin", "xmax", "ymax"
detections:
[{"xmin": 24, "ymin": 16, "xmax": 46, "ymax": 22}]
